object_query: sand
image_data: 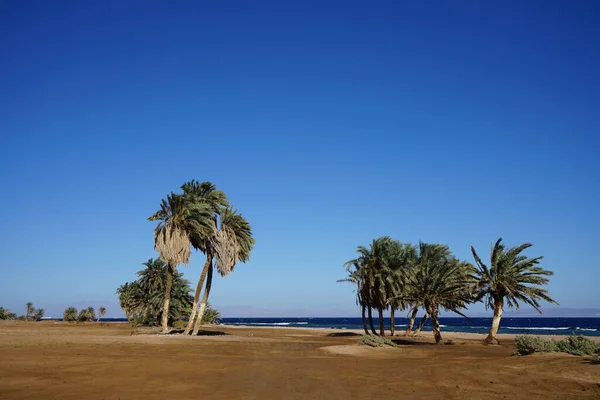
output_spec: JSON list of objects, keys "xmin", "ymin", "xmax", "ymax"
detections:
[{"xmin": 0, "ymin": 321, "xmax": 599, "ymax": 399}]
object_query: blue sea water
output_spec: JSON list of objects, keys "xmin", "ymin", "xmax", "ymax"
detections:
[
  {"xmin": 220, "ymin": 317, "xmax": 600, "ymax": 337},
  {"xmin": 38, "ymin": 316, "xmax": 600, "ymax": 336}
]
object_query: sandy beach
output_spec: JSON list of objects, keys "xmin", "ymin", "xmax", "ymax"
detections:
[{"xmin": 1, "ymin": 321, "xmax": 598, "ymax": 399}]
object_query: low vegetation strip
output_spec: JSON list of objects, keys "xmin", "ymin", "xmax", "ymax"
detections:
[
  {"xmin": 514, "ymin": 334, "xmax": 600, "ymax": 356},
  {"xmin": 359, "ymin": 335, "xmax": 397, "ymax": 348}
]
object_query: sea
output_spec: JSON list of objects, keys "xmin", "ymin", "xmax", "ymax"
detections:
[
  {"xmin": 40, "ymin": 317, "xmax": 600, "ymax": 336},
  {"xmin": 219, "ymin": 317, "xmax": 600, "ymax": 337}
]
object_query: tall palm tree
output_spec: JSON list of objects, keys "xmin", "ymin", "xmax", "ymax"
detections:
[
  {"xmin": 344, "ymin": 244, "xmax": 379, "ymax": 335},
  {"xmin": 399, "ymin": 243, "xmax": 475, "ymax": 344},
  {"xmin": 386, "ymin": 241, "xmax": 416, "ymax": 336},
  {"xmin": 471, "ymin": 238, "xmax": 557, "ymax": 345},
  {"xmin": 148, "ymin": 190, "xmax": 214, "ymax": 332},
  {"xmin": 342, "ymin": 237, "xmax": 410, "ymax": 336},
  {"xmin": 338, "ymin": 260, "xmax": 370, "ymax": 335},
  {"xmin": 179, "ymin": 180, "xmax": 229, "ymax": 335},
  {"xmin": 191, "ymin": 207, "xmax": 254, "ymax": 336},
  {"xmin": 98, "ymin": 307, "xmax": 106, "ymax": 321}
]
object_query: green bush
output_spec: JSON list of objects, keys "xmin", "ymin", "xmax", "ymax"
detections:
[
  {"xmin": 201, "ymin": 304, "xmax": 221, "ymax": 325},
  {"xmin": 359, "ymin": 335, "xmax": 397, "ymax": 348},
  {"xmin": 514, "ymin": 335, "xmax": 557, "ymax": 355},
  {"xmin": 514, "ymin": 335, "xmax": 599, "ymax": 356},
  {"xmin": 555, "ymin": 335, "xmax": 599, "ymax": 356}
]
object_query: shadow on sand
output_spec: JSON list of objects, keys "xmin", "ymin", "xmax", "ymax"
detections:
[
  {"xmin": 327, "ymin": 332, "xmax": 362, "ymax": 337},
  {"xmin": 166, "ymin": 329, "xmax": 229, "ymax": 336}
]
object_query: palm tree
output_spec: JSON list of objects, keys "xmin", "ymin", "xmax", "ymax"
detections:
[
  {"xmin": 117, "ymin": 261, "xmax": 194, "ymax": 327},
  {"xmin": 342, "ymin": 246, "xmax": 378, "ymax": 335},
  {"xmin": 148, "ymin": 190, "xmax": 214, "ymax": 332},
  {"xmin": 471, "ymin": 238, "xmax": 557, "ymax": 345},
  {"xmin": 98, "ymin": 307, "xmax": 106, "ymax": 321},
  {"xmin": 86, "ymin": 307, "xmax": 96, "ymax": 321},
  {"xmin": 338, "ymin": 260, "xmax": 370, "ymax": 335},
  {"xmin": 33, "ymin": 308, "xmax": 44, "ymax": 320},
  {"xmin": 116, "ymin": 282, "xmax": 141, "ymax": 323},
  {"xmin": 386, "ymin": 241, "xmax": 416, "ymax": 336},
  {"xmin": 341, "ymin": 237, "xmax": 411, "ymax": 336},
  {"xmin": 179, "ymin": 180, "xmax": 229, "ymax": 335},
  {"xmin": 191, "ymin": 207, "xmax": 254, "ymax": 336},
  {"xmin": 25, "ymin": 302, "xmax": 34, "ymax": 321},
  {"xmin": 399, "ymin": 243, "xmax": 475, "ymax": 344},
  {"xmin": 63, "ymin": 307, "xmax": 78, "ymax": 322}
]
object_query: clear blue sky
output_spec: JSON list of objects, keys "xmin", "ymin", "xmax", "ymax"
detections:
[{"xmin": 1, "ymin": 1, "xmax": 598, "ymax": 318}]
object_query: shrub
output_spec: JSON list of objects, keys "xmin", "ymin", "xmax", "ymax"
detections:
[
  {"xmin": 514, "ymin": 335, "xmax": 600, "ymax": 356},
  {"xmin": 359, "ymin": 335, "xmax": 397, "ymax": 348},
  {"xmin": 201, "ymin": 304, "xmax": 221, "ymax": 325},
  {"xmin": 555, "ymin": 335, "xmax": 599, "ymax": 356},
  {"xmin": 514, "ymin": 335, "xmax": 557, "ymax": 355}
]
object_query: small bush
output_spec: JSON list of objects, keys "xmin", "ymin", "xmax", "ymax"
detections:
[
  {"xmin": 201, "ymin": 305, "xmax": 221, "ymax": 325},
  {"xmin": 514, "ymin": 335, "xmax": 599, "ymax": 356},
  {"xmin": 359, "ymin": 335, "xmax": 397, "ymax": 348},
  {"xmin": 514, "ymin": 335, "xmax": 557, "ymax": 355},
  {"xmin": 172, "ymin": 319, "xmax": 187, "ymax": 330},
  {"xmin": 555, "ymin": 335, "xmax": 599, "ymax": 356}
]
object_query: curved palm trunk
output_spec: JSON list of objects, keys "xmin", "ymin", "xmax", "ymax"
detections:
[
  {"xmin": 367, "ymin": 307, "xmax": 377, "ymax": 335},
  {"xmin": 406, "ymin": 307, "xmax": 418, "ymax": 335},
  {"xmin": 414, "ymin": 312, "xmax": 429, "ymax": 335},
  {"xmin": 161, "ymin": 263, "xmax": 174, "ymax": 333},
  {"xmin": 484, "ymin": 299, "xmax": 503, "ymax": 345},
  {"xmin": 430, "ymin": 307, "xmax": 442, "ymax": 344},
  {"xmin": 361, "ymin": 305, "xmax": 369, "ymax": 335},
  {"xmin": 192, "ymin": 265, "xmax": 213, "ymax": 336},
  {"xmin": 390, "ymin": 308, "xmax": 396, "ymax": 336},
  {"xmin": 183, "ymin": 256, "xmax": 212, "ymax": 335},
  {"xmin": 378, "ymin": 307, "xmax": 385, "ymax": 336}
]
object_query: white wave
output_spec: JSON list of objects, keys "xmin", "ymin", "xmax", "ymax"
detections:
[
  {"xmin": 577, "ymin": 328, "xmax": 597, "ymax": 332},
  {"xmin": 241, "ymin": 322, "xmax": 292, "ymax": 326},
  {"xmin": 394, "ymin": 324, "xmax": 407, "ymax": 327},
  {"xmin": 294, "ymin": 322, "xmax": 309, "ymax": 325},
  {"xmin": 439, "ymin": 325, "xmax": 447, "ymax": 328},
  {"xmin": 505, "ymin": 327, "xmax": 569, "ymax": 331}
]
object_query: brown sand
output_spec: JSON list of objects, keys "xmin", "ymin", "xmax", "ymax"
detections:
[{"xmin": 0, "ymin": 321, "xmax": 598, "ymax": 399}]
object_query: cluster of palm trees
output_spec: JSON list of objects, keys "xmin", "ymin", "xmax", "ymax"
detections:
[
  {"xmin": 116, "ymin": 258, "xmax": 194, "ymax": 326},
  {"xmin": 25, "ymin": 302, "xmax": 44, "ymax": 321},
  {"xmin": 0, "ymin": 306, "xmax": 17, "ymax": 320},
  {"xmin": 146, "ymin": 180, "xmax": 254, "ymax": 334},
  {"xmin": 63, "ymin": 306, "xmax": 106, "ymax": 322},
  {"xmin": 340, "ymin": 237, "xmax": 557, "ymax": 344},
  {"xmin": 0, "ymin": 303, "xmax": 45, "ymax": 321}
]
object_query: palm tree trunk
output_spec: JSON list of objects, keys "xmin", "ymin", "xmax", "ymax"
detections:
[
  {"xmin": 161, "ymin": 263, "xmax": 174, "ymax": 333},
  {"xmin": 367, "ymin": 307, "xmax": 377, "ymax": 335},
  {"xmin": 361, "ymin": 305, "xmax": 369, "ymax": 335},
  {"xmin": 484, "ymin": 299, "xmax": 503, "ymax": 345},
  {"xmin": 192, "ymin": 265, "xmax": 213, "ymax": 336},
  {"xmin": 378, "ymin": 307, "xmax": 385, "ymax": 336},
  {"xmin": 183, "ymin": 255, "xmax": 212, "ymax": 335},
  {"xmin": 390, "ymin": 308, "xmax": 396, "ymax": 336},
  {"xmin": 414, "ymin": 312, "xmax": 429, "ymax": 335},
  {"xmin": 406, "ymin": 307, "xmax": 418, "ymax": 335},
  {"xmin": 430, "ymin": 307, "xmax": 442, "ymax": 344}
]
